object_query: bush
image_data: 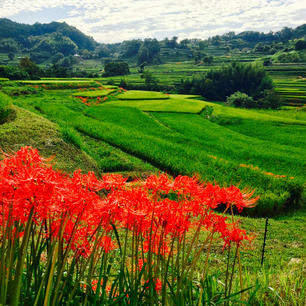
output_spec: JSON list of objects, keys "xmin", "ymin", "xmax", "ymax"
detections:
[
  {"xmin": 256, "ymin": 89, "xmax": 281, "ymax": 109},
  {"xmin": 0, "ymin": 92, "xmax": 12, "ymax": 123},
  {"xmin": 226, "ymin": 90, "xmax": 280, "ymax": 109},
  {"xmin": 226, "ymin": 91, "xmax": 254, "ymax": 108},
  {"xmin": 0, "ymin": 65, "xmax": 29, "ymax": 80},
  {"xmin": 273, "ymin": 51, "xmax": 306, "ymax": 63}
]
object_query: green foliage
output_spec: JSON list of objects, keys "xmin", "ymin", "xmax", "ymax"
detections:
[
  {"xmin": 181, "ymin": 62, "xmax": 274, "ymax": 107},
  {"xmin": 272, "ymin": 50, "xmax": 306, "ymax": 63},
  {"xmin": 0, "ymin": 18, "xmax": 96, "ymax": 52},
  {"xmin": 0, "ymin": 65, "xmax": 29, "ymax": 80},
  {"xmin": 143, "ymin": 71, "xmax": 159, "ymax": 90},
  {"xmin": 227, "ymin": 90, "xmax": 280, "ymax": 109},
  {"xmin": 0, "ymin": 38, "xmax": 18, "ymax": 52},
  {"xmin": 256, "ymin": 90, "xmax": 281, "ymax": 109},
  {"xmin": 203, "ymin": 55, "xmax": 213, "ymax": 64},
  {"xmin": 8, "ymin": 52, "xmax": 14, "ymax": 60},
  {"xmin": 294, "ymin": 39, "xmax": 306, "ymax": 50},
  {"xmin": 103, "ymin": 62, "xmax": 130, "ymax": 77},
  {"xmin": 121, "ymin": 39, "xmax": 141, "ymax": 57},
  {"xmin": 137, "ymin": 39, "xmax": 160, "ymax": 65},
  {"xmin": 30, "ymin": 32, "xmax": 78, "ymax": 56},
  {"xmin": 226, "ymin": 91, "xmax": 255, "ymax": 108},
  {"xmin": 95, "ymin": 44, "xmax": 111, "ymax": 58},
  {"xmin": 0, "ymin": 91, "xmax": 12, "ymax": 123},
  {"xmin": 19, "ymin": 57, "xmax": 41, "ymax": 79}
]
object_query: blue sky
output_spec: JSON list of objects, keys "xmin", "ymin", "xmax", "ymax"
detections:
[{"xmin": 0, "ymin": 0, "xmax": 305, "ymax": 43}]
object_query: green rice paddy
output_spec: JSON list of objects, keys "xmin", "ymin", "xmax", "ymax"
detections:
[{"xmin": 3, "ymin": 82, "xmax": 303, "ymax": 217}]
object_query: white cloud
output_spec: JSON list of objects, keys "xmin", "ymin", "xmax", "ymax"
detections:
[{"xmin": 0, "ymin": 0, "xmax": 305, "ymax": 43}]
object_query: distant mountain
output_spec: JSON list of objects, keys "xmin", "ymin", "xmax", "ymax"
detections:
[{"xmin": 0, "ymin": 18, "xmax": 97, "ymax": 51}]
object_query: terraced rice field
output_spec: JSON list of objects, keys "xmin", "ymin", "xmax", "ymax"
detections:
[
  {"xmin": 102, "ymin": 59, "xmax": 306, "ymax": 107},
  {"xmin": 1, "ymin": 80, "xmax": 305, "ymax": 305},
  {"xmin": 6, "ymin": 82, "xmax": 304, "ymax": 217}
]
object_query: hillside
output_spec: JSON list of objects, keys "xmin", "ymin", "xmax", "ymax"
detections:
[
  {"xmin": 0, "ymin": 18, "xmax": 97, "ymax": 50},
  {"xmin": 0, "ymin": 18, "xmax": 305, "ymax": 68},
  {"xmin": 0, "ymin": 103, "xmax": 99, "ymax": 173}
]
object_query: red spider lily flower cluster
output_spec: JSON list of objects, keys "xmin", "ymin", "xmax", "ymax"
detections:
[
  {"xmin": 75, "ymin": 96, "xmax": 90, "ymax": 106},
  {"xmin": 75, "ymin": 95, "xmax": 109, "ymax": 106},
  {"xmin": 0, "ymin": 147, "xmax": 257, "ymax": 259}
]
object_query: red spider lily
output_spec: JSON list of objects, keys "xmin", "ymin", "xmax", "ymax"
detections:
[
  {"xmin": 0, "ymin": 147, "xmax": 257, "ymax": 305},
  {"xmin": 154, "ymin": 278, "xmax": 162, "ymax": 293}
]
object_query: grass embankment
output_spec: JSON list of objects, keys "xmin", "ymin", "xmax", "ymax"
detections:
[{"xmin": 0, "ymin": 103, "xmax": 98, "ymax": 173}]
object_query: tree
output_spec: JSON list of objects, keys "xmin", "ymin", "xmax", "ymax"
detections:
[
  {"xmin": 0, "ymin": 65, "xmax": 29, "ymax": 80},
  {"xmin": 295, "ymin": 39, "xmax": 306, "ymax": 51},
  {"xmin": 180, "ymin": 62, "xmax": 276, "ymax": 108},
  {"xmin": 51, "ymin": 52, "xmax": 64, "ymax": 64},
  {"xmin": 103, "ymin": 62, "xmax": 129, "ymax": 77},
  {"xmin": 143, "ymin": 71, "xmax": 159, "ymax": 90},
  {"xmin": 263, "ymin": 58, "xmax": 272, "ymax": 66},
  {"xmin": 95, "ymin": 44, "xmax": 111, "ymax": 58},
  {"xmin": 179, "ymin": 39, "xmax": 189, "ymax": 49},
  {"xmin": 137, "ymin": 46, "xmax": 149, "ymax": 65},
  {"xmin": 0, "ymin": 38, "xmax": 18, "ymax": 52},
  {"xmin": 165, "ymin": 36, "xmax": 178, "ymax": 48},
  {"xmin": 137, "ymin": 39, "xmax": 160, "ymax": 65},
  {"xmin": 19, "ymin": 57, "xmax": 41, "ymax": 79},
  {"xmin": 203, "ymin": 55, "xmax": 213, "ymax": 64},
  {"xmin": 226, "ymin": 91, "xmax": 254, "ymax": 108},
  {"xmin": 121, "ymin": 40, "xmax": 141, "ymax": 57},
  {"xmin": 8, "ymin": 52, "xmax": 14, "ymax": 60},
  {"xmin": 30, "ymin": 51, "xmax": 51, "ymax": 64},
  {"xmin": 138, "ymin": 62, "xmax": 146, "ymax": 73}
]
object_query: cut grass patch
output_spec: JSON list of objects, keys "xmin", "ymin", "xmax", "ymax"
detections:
[
  {"xmin": 117, "ymin": 90, "xmax": 170, "ymax": 100},
  {"xmin": 104, "ymin": 95, "xmax": 207, "ymax": 113},
  {"xmin": 72, "ymin": 89, "xmax": 116, "ymax": 98}
]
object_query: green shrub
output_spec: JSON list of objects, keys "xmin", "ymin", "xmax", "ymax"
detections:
[
  {"xmin": 226, "ymin": 89, "xmax": 280, "ymax": 109},
  {"xmin": 272, "ymin": 51, "xmax": 306, "ymax": 63},
  {"xmin": 0, "ymin": 65, "xmax": 29, "ymax": 80},
  {"xmin": 226, "ymin": 91, "xmax": 254, "ymax": 108},
  {"xmin": 0, "ymin": 92, "xmax": 12, "ymax": 123},
  {"xmin": 256, "ymin": 90, "xmax": 281, "ymax": 109}
]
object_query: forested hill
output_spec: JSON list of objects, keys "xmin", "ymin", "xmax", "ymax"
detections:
[
  {"xmin": 0, "ymin": 18, "xmax": 305, "ymax": 67},
  {"xmin": 0, "ymin": 18, "xmax": 97, "ymax": 51}
]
